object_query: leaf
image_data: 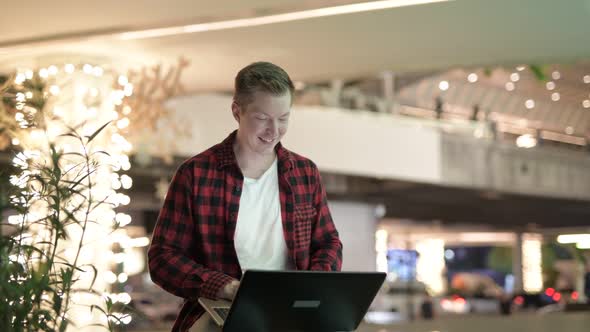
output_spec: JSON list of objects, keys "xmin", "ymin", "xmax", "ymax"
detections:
[
  {"xmin": 86, "ymin": 121, "xmax": 111, "ymax": 143},
  {"xmin": 90, "ymin": 304, "xmax": 108, "ymax": 316},
  {"xmin": 52, "ymin": 291, "xmax": 63, "ymax": 313},
  {"xmin": 61, "ymin": 152, "xmax": 85, "ymax": 158},
  {"xmin": 63, "ymin": 173, "xmax": 90, "ymax": 190},
  {"xmin": 57, "ymin": 133, "xmax": 80, "ymax": 139},
  {"xmin": 18, "ymin": 244, "xmax": 51, "ymax": 259},
  {"xmin": 84, "ymin": 323, "xmax": 112, "ymax": 330},
  {"xmin": 82, "ymin": 264, "xmax": 98, "ymax": 289},
  {"xmin": 65, "ymin": 121, "xmax": 86, "ymax": 133},
  {"xmin": 59, "ymin": 314, "xmax": 72, "ymax": 332},
  {"xmin": 91, "ymin": 150, "xmax": 111, "ymax": 157},
  {"xmin": 102, "ymin": 296, "xmax": 115, "ymax": 313},
  {"xmin": 529, "ymin": 64, "xmax": 547, "ymax": 81}
]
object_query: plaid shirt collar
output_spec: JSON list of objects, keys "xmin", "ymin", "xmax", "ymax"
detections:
[{"xmin": 214, "ymin": 130, "xmax": 294, "ymax": 173}]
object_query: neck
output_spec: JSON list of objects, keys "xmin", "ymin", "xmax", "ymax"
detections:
[{"xmin": 233, "ymin": 135, "xmax": 276, "ymax": 173}]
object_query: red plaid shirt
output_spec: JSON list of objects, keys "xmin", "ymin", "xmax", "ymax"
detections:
[{"xmin": 148, "ymin": 131, "xmax": 342, "ymax": 331}]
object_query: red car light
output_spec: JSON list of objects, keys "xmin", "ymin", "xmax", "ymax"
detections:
[{"xmin": 454, "ymin": 297, "xmax": 466, "ymax": 305}]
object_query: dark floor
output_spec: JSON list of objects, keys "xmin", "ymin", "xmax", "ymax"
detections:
[{"xmin": 136, "ymin": 312, "xmax": 590, "ymax": 332}]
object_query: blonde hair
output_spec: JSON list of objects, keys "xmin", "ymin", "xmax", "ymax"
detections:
[{"xmin": 233, "ymin": 62, "xmax": 294, "ymax": 108}]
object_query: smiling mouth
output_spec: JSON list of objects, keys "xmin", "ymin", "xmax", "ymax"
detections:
[{"xmin": 259, "ymin": 137, "xmax": 277, "ymax": 143}]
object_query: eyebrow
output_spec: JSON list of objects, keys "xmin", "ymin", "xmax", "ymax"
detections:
[{"xmin": 253, "ymin": 111, "xmax": 291, "ymax": 117}]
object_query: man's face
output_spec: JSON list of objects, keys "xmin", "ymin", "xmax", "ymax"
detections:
[{"xmin": 233, "ymin": 90, "xmax": 291, "ymax": 155}]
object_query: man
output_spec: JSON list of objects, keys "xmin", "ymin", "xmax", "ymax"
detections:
[{"xmin": 148, "ymin": 62, "xmax": 343, "ymax": 331}]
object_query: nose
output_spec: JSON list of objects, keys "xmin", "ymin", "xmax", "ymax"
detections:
[{"xmin": 267, "ymin": 119, "xmax": 279, "ymax": 137}]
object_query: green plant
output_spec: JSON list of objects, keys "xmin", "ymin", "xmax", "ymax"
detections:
[
  {"xmin": 482, "ymin": 64, "xmax": 548, "ymax": 81},
  {"xmin": 0, "ymin": 122, "xmax": 127, "ymax": 331},
  {"xmin": 0, "ymin": 65, "xmax": 143, "ymax": 331}
]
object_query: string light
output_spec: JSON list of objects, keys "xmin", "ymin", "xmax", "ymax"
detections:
[
  {"xmin": 505, "ymin": 82, "xmax": 515, "ymax": 91},
  {"xmin": 49, "ymin": 85, "xmax": 60, "ymax": 96},
  {"xmin": 82, "ymin": 64, "xmax": 93, "ymax": 74},
  {"xmin": 118, "ymin": 75, "xmax": 128, "ymax": 86},
  {"xmin": 117, "ymin": 273, "xmax": 128, "ymax": 283},
  {"xmin": 48, "ymin": 65, "xmax": 58, "ymax": 76},
  {"xmin": 120, "ymin": 174, "xmax": 133, "ymax": 189},
  {"xmin": 117, "ymin": 117, "xmax": 130, "ymax": 129},
  {"xmin": 92, "ymin": 66, "xmax": 104, "ymax": 77},
  {"xmin": 546, "ymin": 81, "xmax": 555, "ymax": 90},
  {"xmin": 6, "ymin": 61, "xmax": 138, "ymax": 329},
  {"xmin": 122, "ymin": 105, "xmax": 132, "ymax": 115},
  {"xmin": 124, "ymin": 84, "xmax": 133, "ymax": 96},
  {"xmin": 115, "ymin": 213, "xmax": 132, "ymax": 227},
  {"xmin": 516, "ymin": 134, "xmax": 537, "ymax": 148},
  {"xmin": 64, "ymin": 64, "xmax": 75, "ymax": 73},
  {"xmin": 104, "ymin": 271, "xmax": 117, "ymax": 284},
  {"xmin": 14, "ymin": 73, "xmax": 26, "ymax": 84}
]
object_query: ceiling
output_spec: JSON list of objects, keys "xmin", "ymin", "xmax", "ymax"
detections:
[
  {"xmin": 1, "ymin": 0, "xmax": 590, "ymax": 92},
  {"xmin": 397, "ymin": 65, "xmax": 590, "ymax": 137}
]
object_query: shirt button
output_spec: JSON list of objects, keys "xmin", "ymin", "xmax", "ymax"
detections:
[{"xmin": 234, "ymin": 186, "xmax": 241, "ymax": 193}]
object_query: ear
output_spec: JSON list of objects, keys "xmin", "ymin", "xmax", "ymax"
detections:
[{"xmin": 231, "ymin": 101, "xmax": 241, "ymax": 123}]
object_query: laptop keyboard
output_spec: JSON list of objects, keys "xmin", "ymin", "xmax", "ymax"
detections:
[{"xmin": 213, "ymin": 307, "xmax": 230, "ymax": 320}]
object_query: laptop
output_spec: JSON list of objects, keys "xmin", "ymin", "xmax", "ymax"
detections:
[{"xmin": 198, "ymin": 270, "xmax": 386, "ymax": 332}]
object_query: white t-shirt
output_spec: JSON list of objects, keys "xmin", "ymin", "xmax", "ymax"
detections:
[{"xmin": 234, "ymin": 158, "xmax": 291, "ymax": 271}]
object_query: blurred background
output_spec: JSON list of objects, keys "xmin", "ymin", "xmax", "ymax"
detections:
[{"xmin": 1, "ymin": 0, "xmax": 590, "ymax": 331}]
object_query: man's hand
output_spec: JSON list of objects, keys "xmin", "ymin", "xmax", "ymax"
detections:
[{"xmin": 217, "ymin": 280, "xmax": 240, "ymax": 301}]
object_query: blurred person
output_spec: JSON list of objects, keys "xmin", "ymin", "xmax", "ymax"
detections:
[
  {"xmin": 484, "ymin": 108, "xmax": 498, "ymax": 140},
  {"xmin": 498, "ymin": 293, "xmax": 512, "ymax": 315},
  {"xmin": 470, "ymin": 104, "xmax": 480, "ymax": 122},
  {"xmin": 535, "ymin": 128, "xmax": 543, "ymax": 146},
  {"xmin": 434, "ymin": 96, "xmax": 443, "ymax": 120},
  {"xmin": 420, "ymin": 294, "xmax": 434, "ymax": 320},
  {"xmin": 148, "ymin": 61, "xmax": 343, "ymax": 331}
]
